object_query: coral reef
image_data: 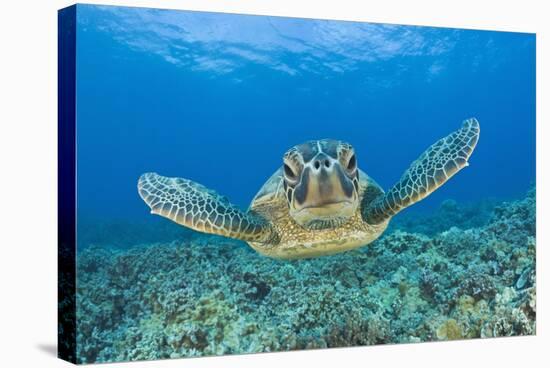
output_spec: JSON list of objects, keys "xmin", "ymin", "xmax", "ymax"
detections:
[
  {"xmin": 75, "ymin": 188, "xmax": 536, "ymax": 363},
  {"xmin": 389, "ymin": 198, "xmax": 498, "ymax": 235}
]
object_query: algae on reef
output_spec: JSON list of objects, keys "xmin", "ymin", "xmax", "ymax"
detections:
[{"xmin": 75, "ymin": 188, "xmax": 536, "ymax": 364}]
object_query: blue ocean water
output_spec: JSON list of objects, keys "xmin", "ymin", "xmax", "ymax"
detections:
[
  {"xmin": 70, "ymin": 5, "xmax": 537, "ymax": 363},
  {"xmin": 75, "ymin": 5, "xmax": 535, "ymax": 242}
]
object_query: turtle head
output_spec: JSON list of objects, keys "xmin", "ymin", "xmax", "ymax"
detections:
[{"xmin": 282, "ymin": 139, "xmax": 360, "ymax": 230}]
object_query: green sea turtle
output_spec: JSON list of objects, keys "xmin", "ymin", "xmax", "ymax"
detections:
[{"xmin": 138, "ymin": 118, "xmax": 480, "ymax": 259}]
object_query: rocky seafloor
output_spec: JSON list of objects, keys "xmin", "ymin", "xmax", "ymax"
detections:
[{"xmin": 75, "ymin": 188, "xmax": 536, "ymax": 364}]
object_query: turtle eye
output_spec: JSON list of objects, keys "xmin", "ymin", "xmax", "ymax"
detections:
[
  {"xmin": 284, "ymin": 163, "xmax": 298, "ymax": 181},
  {"xmin": 346, "ymin": 154, "xmax": 357, "ymax": 172}
]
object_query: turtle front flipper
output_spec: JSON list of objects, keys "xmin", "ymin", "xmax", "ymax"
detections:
[
  {"xmin": 364, "ymin": 118, "xmax": 480, "ymax": 224},
  {"xmin": 138, "ymin": 173, "xmax": 279, "ymax": 244}
]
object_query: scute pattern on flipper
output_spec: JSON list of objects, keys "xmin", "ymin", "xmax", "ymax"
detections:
[
  {"xmin": 365, "ymin": 118, "xmax": 480, "ymax": 224},
  {"xmin": 138, "ymin": 173, "xmax": 279, "ymax": 244}
]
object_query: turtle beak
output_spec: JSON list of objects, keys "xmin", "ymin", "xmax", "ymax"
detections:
[{"xmin": 293, "ymin": 153, "xmax": 357, "ymax": 214}]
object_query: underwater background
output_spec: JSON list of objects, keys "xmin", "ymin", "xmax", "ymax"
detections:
[{"xmin": 70, "ymin": 4, "xmax": 536, "ymax": 364}]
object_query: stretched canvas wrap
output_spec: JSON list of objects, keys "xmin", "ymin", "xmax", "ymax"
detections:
[{"xmin": 58, "ymin": 4, "xmax": 536, "ymax": 364}]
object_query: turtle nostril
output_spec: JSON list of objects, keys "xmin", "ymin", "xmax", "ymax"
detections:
[
  {"xmin": 314, "ymin": 161, "xmax": 321, "ymax": 170},
  {"xmin": 324, "ymin": 159, "xmax": 330, "ymax": 168}
]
